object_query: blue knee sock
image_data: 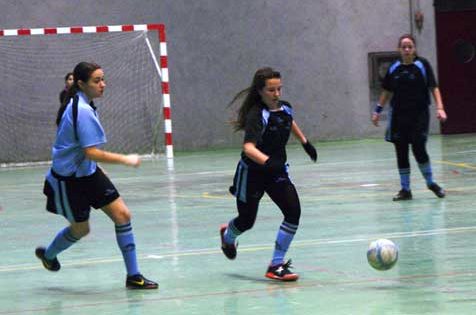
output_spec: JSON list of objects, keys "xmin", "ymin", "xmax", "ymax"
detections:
[
  {"xmin": 418, "ymin": 162, "xmax": 434, "ymax": 186},
  {"xmin": 271, "ymin": 221, "xmax": 298, "ymax": 266},
  {"xmin": 224, "ymin": 220, "xmax": 241, "ymax": 244},
  {"xmin": 399, "ymin": 168, "xmax": 411, "ymax": 191},
  {"xmin": 45, "ymin": 227, "xmax": 79, "ymax": 260},
  {"xmin": 115, "ymin": 222, "xmax": 139, "ymax": 276}
]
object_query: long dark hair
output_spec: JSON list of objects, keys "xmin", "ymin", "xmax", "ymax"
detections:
[
  {"xmin": 229, "ymin": 67, "xmax": 281, "ymax": 131},
  {"xmin": 56, "ymin": 62, "xmax": 101, "ymax": 126}
]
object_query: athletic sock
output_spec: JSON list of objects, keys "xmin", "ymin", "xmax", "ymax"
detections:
[
  {"xmin": 45, "ymin": 226, "xmax": 79, "ymax": 260},
  {"xmin": 271, "ymin": 221, "xmax": 298, "ymax": 266},
  {"xmin": 115, "ymin": 222, "xmax": 139, "ymax": 276},
  {"xmin": 224, "ymin": 220, "xmax": 241, "ymax": 244},
  {"xmin": 398, "ymin": 168, "xmax": 411, "ymax": 191},
  {"xmin": 418, "ymin": 162, "xmax": 434, "ymax": 186}
]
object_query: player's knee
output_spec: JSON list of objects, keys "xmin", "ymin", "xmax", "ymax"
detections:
[
  {"xmin": 70, "ymin": 222, "xmax": 90, "ymax": 238},
  {"xmin": 235, "ymin": 217, "xmax": 255, "ymax": 232},
  {"xmin": 242, "ymin": 220, "xmax": 255, "ymax": 231},
  {"xmin": 286, "ymin": 217, "xmax": 300, "ymax": 226},
  {"xmin": 284, "ymin": 211, "xmax": 301, "ymax": 226},
  {"xmin": 114, "ymin": 208, "xmax": 132, "ymax": 225}
]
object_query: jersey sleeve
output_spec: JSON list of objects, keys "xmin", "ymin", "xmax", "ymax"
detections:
[
  {"xmin": 280, "ymin": 101, "xmax": 294, "ymax": 118},
  {"xmin": 280, "ymin": 100, "xmax": 292, "ymax": 109},
  {"xmin": 77, "ymin": 106, "xmax": 106, "ymax": 148},
  {"xmin": 243, "ymin": 108, "xmax": 263, "ymax": 144},
  {"xmin": 421, "ymin": 58, "xmax": 438, "ymax": 88}
]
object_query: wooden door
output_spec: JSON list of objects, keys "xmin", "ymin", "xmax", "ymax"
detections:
[{"xmin": 435, "ymin": 9, "xmax": 476, "ymax": 134}]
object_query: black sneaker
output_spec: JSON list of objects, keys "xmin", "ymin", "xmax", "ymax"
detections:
[
  {"xmin": 393, "ymin": 189, "xmax": 413, "ymax": 201},
  {"xmin": 220, "ymin": 224, "xmax": 237, "ymax": 260},
  {"xmin": 265, "ymin": 260, "xmax": 299, "ymax": 281},
  {"xmin": 35, "ymin": 247, "xmax": 61, "ymax": 272},
  {"xmin": 126, "ymin": 274, "xmax": 158, "ymax": 290},
  {"xmin": 428, "ymin": 183, "xmax": 445, "ymax": 198}
]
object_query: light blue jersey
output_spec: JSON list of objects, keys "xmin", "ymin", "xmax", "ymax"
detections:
[{"xmin": 51, "ymin": 91, "xmax": 106, "ymax": 177}]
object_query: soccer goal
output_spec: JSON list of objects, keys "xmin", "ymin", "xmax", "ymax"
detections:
[{"xmin": 0, "ymin": 23, "xmax": 173, "ymax": 166}]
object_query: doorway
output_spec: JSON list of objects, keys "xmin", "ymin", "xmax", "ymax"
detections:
[{"xmin": 435, "ymin": 2, "xmax": 476, "ymax": 133}]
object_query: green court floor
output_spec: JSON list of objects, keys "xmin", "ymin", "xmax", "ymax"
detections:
[{"xmin": 0, "ymin": 134, "xmax": 475, "ymax": 314}]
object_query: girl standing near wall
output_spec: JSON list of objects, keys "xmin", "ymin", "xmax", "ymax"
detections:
[
  {"xmin": 59, "ymin": 72, "xmax": 74, "ymax": 106},
  {"xmin": 372, "ymin": 34, "xmax": 447, "ymax": 201}
]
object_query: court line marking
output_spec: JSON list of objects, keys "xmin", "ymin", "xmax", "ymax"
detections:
[
  {"xmin": 0, "ymin": 182, "xmax": 474, "ymax": 218},
  {"xmin": 435, "ymin": 160, "xmax": 476, "ymax": 170},
  {"xmin": 453, "ymin": 149, "xmax": 476, "ymax": 154},
  {"xmin": 201, "ymin": 184, "xmax": 476, "ymax": 201},
  {"xmin": 1, "ymin": 225, "xmax": 475, "ymax": 273}
]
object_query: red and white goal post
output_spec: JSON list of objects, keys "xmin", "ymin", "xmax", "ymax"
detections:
[{"xmin": 0, "ymin": 23, "xmax": 174, "ymax": 159}]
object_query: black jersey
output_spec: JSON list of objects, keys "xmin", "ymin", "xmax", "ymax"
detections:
[
  {"xmin": 241, "ymin": 100, "xmax": 293, "ymax": 167},
  {"xmin": 59, "ymin": 89, "xmax": 68, "ymax": 105},
  {"xmin": 382, "ymin": 57, "xmax": 437, "ymax": 112}
]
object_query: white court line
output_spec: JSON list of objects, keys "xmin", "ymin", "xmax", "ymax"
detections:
[
  {"xmin": 453, "ymin": 149, "xmax": 476, "ymax": 154},
  {"xmin": 1, "ymin": 225, "xmax": 475, "ymax": 273}
]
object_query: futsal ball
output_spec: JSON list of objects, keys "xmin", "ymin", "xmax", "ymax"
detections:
[{"xmin": 367, "ymin": 239, "xmax": 399, "ymax": 271}]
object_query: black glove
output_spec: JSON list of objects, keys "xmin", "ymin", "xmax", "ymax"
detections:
[
  {"xmin": 264, "ymin": 156, "xmax": 284, "ymax": 173},
  {"xmin": 302, "ymin": 141, "xmax": 317, "ymax": 162}
]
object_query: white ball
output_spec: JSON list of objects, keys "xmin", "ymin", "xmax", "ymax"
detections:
[{"xmin": 367, "ymin": 239, "xmax": 399, "ymax": 271}]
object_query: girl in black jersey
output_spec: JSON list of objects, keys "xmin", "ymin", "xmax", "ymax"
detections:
[
  {"xmin": 372, "ymin": 34, "xmax": 447, "ymax": 201},
  {"xmin": 59, "ymin": 72, "xmax": 74, "ymax": 106},
  {"xmin": 220, "ymin": 67, "xmax": 317, "ymax": 281}
]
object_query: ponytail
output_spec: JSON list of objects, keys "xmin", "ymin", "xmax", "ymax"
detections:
[{"xmin": 56, "ymin": 84, "xmax": 79, "ymax": 126}]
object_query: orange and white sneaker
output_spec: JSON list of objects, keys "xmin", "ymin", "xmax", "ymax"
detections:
[{"xmin": 265, "ymin": 259, "xmax": 299, "ymax": 281}]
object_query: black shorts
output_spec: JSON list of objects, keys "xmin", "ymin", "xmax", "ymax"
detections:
[
  {"xmin": 43, "ymin": 167, "xmax": 120, "ymax": 223},
  {"xmin": 229, "ymin": 159, "xmax": 292, "ymax": 203},
  {"xmin": 386, "ymin": 107, "xmax": 429, "ymax": 143}
]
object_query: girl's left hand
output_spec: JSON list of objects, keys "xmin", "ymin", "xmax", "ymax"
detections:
[
  {"xmin": 436, "ymin": 109, "xmax": 447, "ymax": 122},
  {"xmin": 302, "ymin": 141, "xmax": 318, "ymax": 162}
]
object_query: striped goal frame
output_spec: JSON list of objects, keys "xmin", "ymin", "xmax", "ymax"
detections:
[{"xmin": 0, "ymin": 23, "xmax": 174, "ymax": 159}]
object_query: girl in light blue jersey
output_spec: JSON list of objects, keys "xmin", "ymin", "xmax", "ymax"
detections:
[{"xmin": 36, "ymin": 61, "xmax": 157, "ymax": 290}]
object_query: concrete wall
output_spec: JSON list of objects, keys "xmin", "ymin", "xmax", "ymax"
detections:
[{"xmin": 0, "ymin": 0, "xmax": 440, "ymax": 152}]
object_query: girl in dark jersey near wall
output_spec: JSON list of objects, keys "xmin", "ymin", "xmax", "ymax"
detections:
[
  {"xmin": 372, "ymin": 34, "xmax": 448, "ymax": 201},
  {"xmin": 220, "ymin": 67, "xmax": 317, "ymax": 281},
  {"xmin": 59, "ymin": 72, "xmax": 74, "ymax": 106}
]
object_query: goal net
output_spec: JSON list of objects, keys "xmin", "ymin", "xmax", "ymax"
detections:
[{"xmin": 0, "ymin": 24, "xmax": 172, "ymax": 165}]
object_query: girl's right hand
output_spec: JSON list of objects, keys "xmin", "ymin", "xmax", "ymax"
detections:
[
  {"xmin": 124, "ymin": 154, "xmax": 141, "ymax": 167},
  {"xmin": 436, "ymin": 109, "xmax": 447, "ymax": 122}
]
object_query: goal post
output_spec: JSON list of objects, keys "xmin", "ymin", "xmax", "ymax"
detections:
[{"xmin": 0, "ymin": 23, "xmax": 173, "ymax": 165}]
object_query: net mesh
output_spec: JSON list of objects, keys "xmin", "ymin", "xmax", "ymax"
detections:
[{"xmin": 0, "ymin": 31, "xmax": 163, "ymax": 164}]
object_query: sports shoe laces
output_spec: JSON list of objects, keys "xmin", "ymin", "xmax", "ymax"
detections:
[
  {"xmin": 283, "ymin": 260, "xmax": 293, "ymax": 268},
  {"xmin": 279, "ymin": 259, "xmax": 294, "ymax": 274}
]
